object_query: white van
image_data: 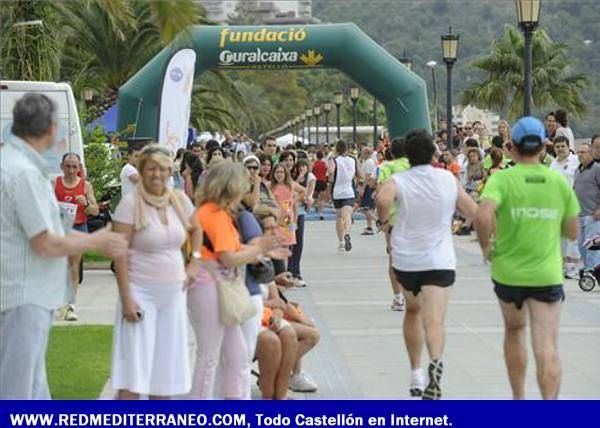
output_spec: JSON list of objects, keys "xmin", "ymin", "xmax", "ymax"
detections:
[{"xmin": 0, "ymin": 80, "xmax": 84, "ymax": 176}]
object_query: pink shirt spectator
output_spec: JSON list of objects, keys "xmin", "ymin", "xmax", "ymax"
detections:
[
  {"xmin": 271, "ymin": 184, "xmax": 297, "ymax": 246},
  {"xmin": 113, "ymin": 192, "xmax": 194, "ymax": 285}
]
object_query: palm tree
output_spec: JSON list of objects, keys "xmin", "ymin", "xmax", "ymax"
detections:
[
  {"xmin": 56, "ymin": 0, "xmax": 246, "ymax": 129},
  {"xmin": 461, "ymin": 25, "xmax": 589, "ymax": 121},
  {"xmin": 0, "ymin": 0, "xmax": 61, "ymax": 81}
]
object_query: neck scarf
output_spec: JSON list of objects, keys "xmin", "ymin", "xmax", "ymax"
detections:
[{"xmin": 134, "ymin": 183, "xmax": 190, "ymax": 231}]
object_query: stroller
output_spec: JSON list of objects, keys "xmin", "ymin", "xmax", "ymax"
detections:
[{"xmin": 578, "ymin": 236, "xmax": 600, "ymax": 292}]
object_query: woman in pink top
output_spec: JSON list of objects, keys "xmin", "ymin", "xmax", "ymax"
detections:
[
  {"xmin": 269, "ymin": 163, "xmax": 305, "ymax": 247},
  {"xmin": 110, "ymin": 145, "xmax": 203, "ymax": 400}
]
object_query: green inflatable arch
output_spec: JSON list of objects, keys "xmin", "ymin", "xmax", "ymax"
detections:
[{"xmin": 117, "ymin": 23, "xmax": 430, "ymax": 140}]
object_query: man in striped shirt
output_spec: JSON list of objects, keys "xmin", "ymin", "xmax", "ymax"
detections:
[{"xmin": 0, "ymin": 94, "xmax": 127, "ymax": 399}]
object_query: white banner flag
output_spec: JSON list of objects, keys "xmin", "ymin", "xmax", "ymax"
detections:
[{"xmin": 158, "ymin": 49, "xmax": 196, "ymax": 154}]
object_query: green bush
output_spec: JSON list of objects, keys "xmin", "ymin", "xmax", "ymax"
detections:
[{"xmin": 83, "ymin": 126, "xmax": 122, "ymax": 200}]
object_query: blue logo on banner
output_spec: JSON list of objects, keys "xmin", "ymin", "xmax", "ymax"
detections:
[{"xmin": 170, "ymin": 67, "xmax": 183, "ymax": 82}]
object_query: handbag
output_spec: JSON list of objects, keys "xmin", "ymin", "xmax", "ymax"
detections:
[{"xmin": 204, "ymin": 263, "xmax": 256, "ymax": 326}]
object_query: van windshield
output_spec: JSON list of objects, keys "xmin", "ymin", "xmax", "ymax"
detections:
[{"xmin": 1, "ymin": 90, "xmax": 72, "ymax": 177}]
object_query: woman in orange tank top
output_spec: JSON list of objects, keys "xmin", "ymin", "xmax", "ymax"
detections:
[{"xmin": 54, "ymin": 153, "xmax": 99, "ymax": 321}]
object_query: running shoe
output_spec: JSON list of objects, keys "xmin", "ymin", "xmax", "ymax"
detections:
[
  {"xmin": 338, "ymin": 242, "xmax": 345, "ymax": 252},
  {"xmin": 391, "ymin": 295, "xmax": 405, "ymax": 311},
  {"xmin": 422, "ymin": 360, "xmax": 443, "ymax": 400},
  {"xmin": 64, "ymin": 304, "xmax": 78, "ymax": 322},
  {"xmin": 410, "ymin": 368, "xmax": 426, "ymax": 397},
  {"xmin": 344, "ymin": 234, "xmax": 352, "ymax": 251},
  {"xmin": 361, "ymin": 227, "xmax": 374, "ymax": 235},
  {"xmin": 294, "ymin": 278, "xmax": 307, "ymax": 288},
  {"xmin": 289, "ymin": 371, "xmax": 318, "ymax": 393},
  {"xmin": 564, "ymin": 266, "xmax": 579, "ymax": 280}
]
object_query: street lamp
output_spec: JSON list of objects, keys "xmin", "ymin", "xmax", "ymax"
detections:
[
  {"xmin": 426, "ymin": 60, "xmax": 438, "ymax": 131},
  {"xmin": 441, "ymin": 26, "xmax": 459, "ymax": 150},
  {"xmin": 313, "ymin": 106, "xmax": 321, "ymax": 145},
  {"xmin": 323, "ymin": 102, "xmax": 332, "ymax": 145},
  {"xmin": 300, "ymin": 113, "xmax": 306, "ymax": 141},
  {"xmin": 305, "ymin": 109, "xmax": 313, "ymax": 143},
  {"xmin": 334, "ymin": 91, "xmax": 343, "ymax": 139},
  {"xmin": 350, "ymin": 86, "xmax": 359, "ymax": 145},
  {"xmin": 399, "ymin": 51, "xmax": 413, "ymax": 71},
  {"xmin": 372, "ymin": 96, "xmax": 378, "ymax": 148},
  {"xmin": 516, "ymin": 0, "xmax": 541, "ymax": 116},
  {"xmin": 83, "ymin": 88, "xmax": 94, "ymax": 106}
]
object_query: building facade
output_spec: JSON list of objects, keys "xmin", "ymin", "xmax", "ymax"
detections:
[{"xmin": 197, "ymin": 0, "xmax": 312, "ymax": 24}]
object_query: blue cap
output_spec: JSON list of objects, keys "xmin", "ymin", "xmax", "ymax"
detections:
[{"xmin": 511, "ymin": 116, "xmax": 545, "ymax": 148}]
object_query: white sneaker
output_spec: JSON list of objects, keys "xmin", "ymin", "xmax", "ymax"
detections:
[
  {"xmin": 410, "ymin": 368, "xmax": 426, "ymax": 397},
  {"xmin": 294, "ymin": 278, "xmax": 307, "ymax": 288},
  {"xmin": 338, "ymin": 242, "xmax": 345, "ymax": 252},
  {"xmin": 64, "ymin": 304, "xmax": 78, "ymax": 322},
  {"xmin": 565, "ymin": 266, "xmax": 579, "ymax": 279},
  {"xmin": 289, "ymin": 371, "xmax": 318, "ymax": 393},
  {"xmin": 391, "ymin": 295, "xmax": 405, "ymax": 311}
]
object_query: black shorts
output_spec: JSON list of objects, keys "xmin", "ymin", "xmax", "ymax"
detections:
[
  {"xmin": 360, "ymin": 186, "xmax": 375, "ymax": 209},
  {"xmin": 493, "ymin": 280, "xmax": 564, "ymax": 310},
  {"xmin": 393, "ymin": 269, "xmax": 455, "ymax": 296},
  {"xmin": 333, "ymin": 197, "xmax": 355, "ymax": 209},
  {"xmin": 315, "ymin": 180, "xmax": 327, "ymax": 193}
]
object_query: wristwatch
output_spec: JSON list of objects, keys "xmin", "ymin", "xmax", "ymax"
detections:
[{"xmin": 191, "ymin": 251, "xmax": 202, "ymax": 260}]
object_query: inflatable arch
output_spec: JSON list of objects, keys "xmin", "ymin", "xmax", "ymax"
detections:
[{"xmin": 117, "ymin": 23, "xmax": 430, "ymax": 142}]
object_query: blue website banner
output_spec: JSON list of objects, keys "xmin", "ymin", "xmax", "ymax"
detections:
[{"xmin": 0, "ymin": 400, "xmax": 596, "ymax": 428}]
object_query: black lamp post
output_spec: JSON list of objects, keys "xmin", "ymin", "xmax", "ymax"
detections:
[
  {"xmin": 441, "ymin": 26, "xmax": 459, "ymax": 150},
  {"xmin": 292, "ymin": 117, "xmax": 297, "ymax": 139},
  {"xmin": 305, "ymin": 109, "xmax": 313, "ymax": 143},
  {"xmin": 516, "ymin": 0, "xmax": 541, "ymax": 117},
  {"xmin": 372, "ymin": 97, "xmax": 378, "ymax": 147},
  {"xmin": 350, "ymin": 86, "xmax": 359, "ymax": 145},
  {"xmin": 399, "ymin": 52, "xmax": 413, "ymax": 71},
  {"xmin": 323, "ymin": 102, "xmax": 332, "ymax": 145},
  {"xmin": 334, "ymin": 92, "xmax": 343, "ymax": 140},
  {"xmin": 426, "ymin": 61, "xmax": 438, "ymax": 131},
  {"xmin": 313, "ymin": 106, "xmax": 321, "ymax": 145},
  {"xmin": 300, "ymin": 113, "xmax": 306, "ymax": 141}
]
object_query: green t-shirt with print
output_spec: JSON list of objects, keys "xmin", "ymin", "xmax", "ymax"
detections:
[
  {"xmin": 481, "ymin": 163, "xmax": 580, "ymax": 287},
  {"xmin": 377, "ymin": 157, "xmax": 410, "ymax": 223}
]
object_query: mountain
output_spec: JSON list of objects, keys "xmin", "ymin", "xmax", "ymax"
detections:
[{"xmin": 311, "ymin": 0, "xmax": 600, "ymax": 137}]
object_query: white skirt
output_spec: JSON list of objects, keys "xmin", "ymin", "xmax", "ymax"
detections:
[{"xmin": 111, "ymin": 282, "xmax": 190, "ymax": 396}]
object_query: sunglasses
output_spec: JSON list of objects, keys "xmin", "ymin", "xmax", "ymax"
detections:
[{"xmin": 246, "ymin": 165, "xmax": 259, "ymax": 170}]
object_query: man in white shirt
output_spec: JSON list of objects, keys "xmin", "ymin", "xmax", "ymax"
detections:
[
  {"xmin": 0, "ymin": 94, "xmax": 127, "ymax": 398},
  {"xmin": 120, "ymin": 145, "xmax": 141, "ymax": 196},
  {"xmin": 359, "ymin": 146, "xmax": 377, "ymax": 235},
  {"xmin": 550, "ymin": 136, "xmax": 580, "ymax": 279},
  {"xmin": 328, "ymin": 139, "xmax": 362, "ymax": 252},
  {"xmin": 376, "ymin": 129, "xmax": 477, "ymax": 400}
]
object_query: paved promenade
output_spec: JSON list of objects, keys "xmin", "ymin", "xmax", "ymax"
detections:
[{"xmin": 67, "ymin": 219, "xmax": 600, "ymax": 399}]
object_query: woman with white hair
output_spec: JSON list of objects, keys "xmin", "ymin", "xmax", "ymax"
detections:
[{"xmin": 110, "ymin": 144, "xmax": 202, "ymax": 399}]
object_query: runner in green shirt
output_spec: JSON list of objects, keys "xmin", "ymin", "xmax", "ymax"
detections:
[
  {"xmin": 376, "ymin": 139, "xmax": 410, "ymax": 312},
  {"xmin": 475, "ymin": 116, "xmax": 580, "ymax": 400}
]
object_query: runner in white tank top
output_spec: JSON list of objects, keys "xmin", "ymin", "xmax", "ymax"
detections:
[
  {"xmin": 328, "ymin": 140, "xmax": 362, "ymax": 252},
  {"xmin": 376, "ymin": 130, "xmax": 477, "ymax": 400}
]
